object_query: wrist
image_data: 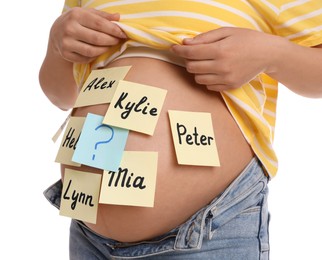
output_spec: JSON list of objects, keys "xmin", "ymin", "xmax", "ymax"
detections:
[{"xmin": 264, "ymin": 35, "xmax": 290, "ymax": 76}]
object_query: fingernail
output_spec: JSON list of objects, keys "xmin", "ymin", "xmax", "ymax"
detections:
[
  {"xmin": 119, "ymin": 31, "xmax": 127, "ymax": 39},
  {"xmin": 169, "ymin": 45, "xmax": 178, "ymax": 52},
  {"xmin": 183, "ymin": 38, "xmax": 193, "ymax": 44}
]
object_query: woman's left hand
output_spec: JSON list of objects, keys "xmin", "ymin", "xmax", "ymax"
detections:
[{"xmin": 171, "ymin": 27, "xmax": 278, "ymax": 92}]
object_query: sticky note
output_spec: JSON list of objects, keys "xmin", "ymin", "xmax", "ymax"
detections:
[
  {"xmin": 168, "ymin": 110, "xmax": 220, "ymax": 167},
  {"xmin": 72, "ymin": 113, "xmax": 129, "ymax": 171},
  {"xmin": 103, "ymin": 80, "xmax": 167, "ymax": 135},
  {"xmin": 74, "ymin": 66, "xmax": 131, "ymax": 108},
  {"xmin": 55, "ymin": 116, "xmax": 85, "ymax": 167},
  {"xmin": 52, "ymin": 113, "xmax": 71, "ymax": 143},
  {"xmin": 60, "ymin": 168, "xmax": 102, "ymax": 224},
  {"xmin": 99, "ymin": 151, "xmax": 158, "ymax": 207}
]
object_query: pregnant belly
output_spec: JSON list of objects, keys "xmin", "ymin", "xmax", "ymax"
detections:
[{"xmin": 61, "ymin": 57, "xmax": 254, "ymax": 242}]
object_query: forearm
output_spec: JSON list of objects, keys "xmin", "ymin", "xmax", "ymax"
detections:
[
  {"xmin": 266, "ymin": 38, "xmax": 322, "ymax": 98},
  {"xmin": 39, "ymin": 41, "xmax": 79, "ymax": 111}
]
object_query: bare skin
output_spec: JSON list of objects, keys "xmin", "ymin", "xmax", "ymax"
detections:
[
  {"xmin": 63, "ymin": 57, "xmax": 254, "ymax": 242},
  {"xmin": 39, "ymin": 8, "xmax": 322, "ymax": 242}
]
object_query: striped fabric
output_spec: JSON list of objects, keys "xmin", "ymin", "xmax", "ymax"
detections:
[{"xmin": 62, "ymin": 0, "xmax": 322, "ymax": 178}]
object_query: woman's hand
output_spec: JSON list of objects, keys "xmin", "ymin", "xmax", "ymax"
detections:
[
  {"xmin": 171, "ymin": 27, "xmax": 279, "ymax": 92},
  {"xmin": 40, "ymin": 7, "xmax": 127, "ymax": 110},
  {"xmin": 49, "ymin": 7, "xmax": 127, "ymax": 64}
]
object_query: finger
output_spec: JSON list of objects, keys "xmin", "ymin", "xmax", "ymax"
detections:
[
  {"xmin": 194, "ymin": 73, "xmax": 221, "ymax": 86},
  {"xmin": 192, "ymin": 72, "xmax": 229, "ymax": 92},
  {"xmin": 64, "ymin": 39, "xmax": 110, "ymax": 60},
  {"xmin": 183, "ymin": 27, "xmax": 233, "ymax": 45},
  {"xmin": 64, "ymin": 51, "xmax": 95, "ymax": 64},
  {"xmin": 185, "ymin": 60, "xmax": 219, "ymax": 74},
  {"xmin": 206, "ymin": 84, "xmax": 229, "ymax": 92},
  {"xmin": 76, "ymin": 24, "xmax": 122, "ymax": 46},
  {"xmin": 60, "ymin": 44, "xmax": 97, "ymax": 63},
  {"xmin": 171, "ymin": 44, "xmax": 214, "ymax": 60},
  {"xmin": 194, "ymin": 74, "xmax": 238, "ymax": 91},
  {"xmin": 80, "ymin": 9, "xmax": 127, "ymax": 39}
]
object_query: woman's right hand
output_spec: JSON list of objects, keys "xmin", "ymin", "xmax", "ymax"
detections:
[{"xmin": 49, "ymin": 7, "xmax": 127, "ymax": 64}]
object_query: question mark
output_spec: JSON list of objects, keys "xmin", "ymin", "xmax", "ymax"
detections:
[{"xmin": 92, "ymin": 124, "xmax": 114, "ymax": 160}]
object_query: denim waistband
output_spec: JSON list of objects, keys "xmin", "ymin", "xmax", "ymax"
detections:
[
  {"xmin": 174, "ymin": 157, "xmax": 267, "ymax": 250},
  {"xmin": 44, "ymin": 157, "xmax": 267, "ymax": 257},
  {"xmin": 44, "ymin": 178, "xmax": 63, "ymax": 210}
]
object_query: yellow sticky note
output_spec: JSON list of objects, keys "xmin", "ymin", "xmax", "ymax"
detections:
[
  {"xmin": 99, "ymin": 151, "xmax": 158, "ymax": 207},
  {"xmin": 55, "ymin": 116, "xmax": 85, "ymax": 167},
  {"xmin": 52, "ymin": 113, "xmax": 71, "ymax": 143},
  {"xmin": 74, "ymin": 66, "xmax": 131, "ymax": 108},
  {"xmin": 60, "ymin": 169, "xmax": 102, "ymax": 224},
  {"xmin": 103, "ymin": 80, "xmax": 167, "ymax": 135},
  {"xmin": 168, "ymin": 110, "xmax": 220, "ymax": 167}
]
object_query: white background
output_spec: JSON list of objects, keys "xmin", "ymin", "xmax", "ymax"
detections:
[{"xmin": 1, "ymin": 1, "xmax": 322, "ymax": 259}]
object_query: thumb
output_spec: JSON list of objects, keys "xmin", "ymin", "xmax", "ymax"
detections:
[{"xmin": 183, "ymin": 27, "xmax": 232, "ymax": 45}]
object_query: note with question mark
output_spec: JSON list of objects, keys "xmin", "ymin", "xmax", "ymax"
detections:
[
  {"xmin": 92, "ymin": 124, "xmax": 114, "ymax": 160},
  {"xmin": 72, "ymin": 113, "xmax": 129, "ymax": 171}
]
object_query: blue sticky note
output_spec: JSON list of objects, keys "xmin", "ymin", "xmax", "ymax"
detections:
[{"xmin": 72, "ymin": 113, "xmax": 129, "ymax": 171}]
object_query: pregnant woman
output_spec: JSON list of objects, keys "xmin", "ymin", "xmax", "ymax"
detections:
[{"xmin": 39, "ymin": 1, "xmax": 322, "ymax": 259}]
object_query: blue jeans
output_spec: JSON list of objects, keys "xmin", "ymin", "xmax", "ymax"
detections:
[{"xmin": 44, "ymin": 158, "xmax": 270, "ymax": 259}]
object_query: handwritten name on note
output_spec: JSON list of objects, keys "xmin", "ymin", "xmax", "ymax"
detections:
[
  {"xmin": 113, "ymin": 92, "xmax": 159, "ymax": 120},
  {"xmin": 105, "ymin": 167, "xmax": 147, "ymax": 190},
  {"xmin": 82, "ymin": 78, "xmax": 116, "ymax": 92},
  {"xmin": 176, "ymin": 123, "xmax": 214, "ymax": 146},
  {"xmin": 74, "ymin": 66, "xmax": 131, "ymax": 108},
  {"xmin": 100, "ymin": 151, "xmax": 158, "ymax": 207},
  {"xmin": 61, "ymin": 127, "xmax": 80, "ymax": 150},
  {"xmin": 55, "ymin": 116, "xmax": 85, "ymax": 167},
  {"xmin": 103, "ymin": 80, "xmax": 167, "ymax": 135},
  {"xmin": 60, "ymin": 169, "xmax": 102, "ymax": 224},
  {"xmin": 63, "ymin": 179, "xmax": 95, "ymax": 210},
  {"xmin": 168, "ymin": 110, "xmax": 220, "ymax": 167}
]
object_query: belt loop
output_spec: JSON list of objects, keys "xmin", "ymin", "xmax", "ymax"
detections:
[
  {"xmin": 174, "ymin": 209, "xmax": 208, "ymax": 250},
  {"xmin": 206, "ymin": 209, "xmax": 215, "ymax": 240}
]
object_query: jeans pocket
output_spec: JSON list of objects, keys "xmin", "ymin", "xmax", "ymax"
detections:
[
  {"xmin": 259, "ymin": 206, "xmax": 270, "ymax": 260},
  {"xmin": 209, "ymin": 205, "xmax": 261, "ymax": 240}
]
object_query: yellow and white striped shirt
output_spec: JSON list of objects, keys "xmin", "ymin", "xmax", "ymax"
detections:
[{"xmin": 62, "ymin": 0, "xmax": 322, "ymax": 178}]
